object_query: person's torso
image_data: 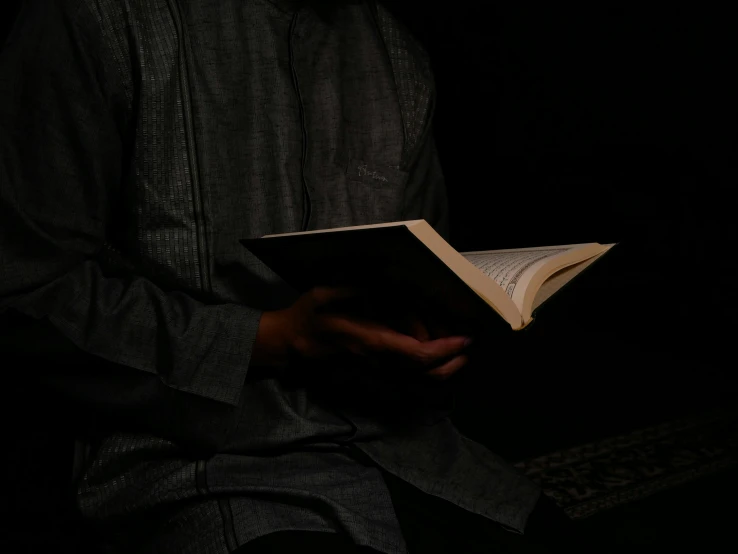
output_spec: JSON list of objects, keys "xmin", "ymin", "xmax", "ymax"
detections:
[
  {"xmin": 101, "ymin": 0, "xmax": 430, "ymax": 311},
  {"xmin": 77, "ymin": 4, "xmax": 541, "ymax": 547}
]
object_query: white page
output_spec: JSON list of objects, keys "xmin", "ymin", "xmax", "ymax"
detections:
[{"xmin": 462, "ymin": 246, "xmax": 576, "ymax": 300}]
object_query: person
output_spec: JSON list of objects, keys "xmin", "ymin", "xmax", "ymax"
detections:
[{"xmin": 0, "ymin": 1, "xmax": 582, "ymax": 552}]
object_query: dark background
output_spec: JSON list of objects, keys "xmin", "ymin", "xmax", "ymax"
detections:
[{"xmin": 385, "ymin": 3, "xmax": 736, "ymax": 370}]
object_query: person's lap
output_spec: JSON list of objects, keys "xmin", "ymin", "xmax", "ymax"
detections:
[{"xmin": 237, "ymin": 469, "xmax": 582, "ymax": 554}]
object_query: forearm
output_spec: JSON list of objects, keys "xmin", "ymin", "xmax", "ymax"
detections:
[
  {"xmin": 0, "ymin": 256, "xmax": 264, "ymax": 451},
  {"xmin": 3, "ymin": 259, "xmax": 262, "ymax": 405}
]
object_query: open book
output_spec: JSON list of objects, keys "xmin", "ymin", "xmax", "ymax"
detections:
[{"xmin": 240, "ymin": 220, "xmax": 615, "ymax": 331}]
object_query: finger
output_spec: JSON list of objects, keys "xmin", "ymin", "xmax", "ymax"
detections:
[
  {"xmin": 322, "ymin": 314, "xmax": 421, "ymax": 356},
  {"xmin": 321, "ymin": 313, "xmax": 472, "ymax": 366},
  {"xmin": 407, "ymin": 335, "xmax": 472, "ymax": 365},
  {"xmin": 331, "ymin": 315, "xmax": 471, "ymax": 364},
  {"xmin": 291, "ymin": 331, "xmax": 339, "ymax": 360},
  {"xmin": 426, "ymin": 354, "xmax": 469, "ymax": 380}
]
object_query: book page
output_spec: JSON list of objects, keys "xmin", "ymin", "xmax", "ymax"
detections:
[
  {"xmin": 531, "ymin": 252, "xmax": 605, "ymax": 313},
  {"xmin": 462, "ymin": 246, "xmax": 576, "ymax": 300}
]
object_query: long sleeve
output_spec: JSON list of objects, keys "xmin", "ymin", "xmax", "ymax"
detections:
[{"xmin": 0, "ymin": 1, "xmax": 261, "ymax": 450}]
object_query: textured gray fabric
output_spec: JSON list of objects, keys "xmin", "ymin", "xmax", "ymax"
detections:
[{"xmin": 0, "ymin": 1, "xmax": 540, "ymax": 553}]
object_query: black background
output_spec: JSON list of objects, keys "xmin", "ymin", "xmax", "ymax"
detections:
[{"xmin": 384, "ymin": 3, "xmax": 737, "ymax": 370}]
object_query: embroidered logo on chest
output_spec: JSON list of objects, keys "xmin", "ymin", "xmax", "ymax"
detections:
[{"xmin": 356, "ymin": 164, "xmax": 388, "ymax": 182}]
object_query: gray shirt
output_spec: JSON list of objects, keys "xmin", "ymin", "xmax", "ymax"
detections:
[{"xmin": 0, "ymin": 1, "xmax": 540, "ymax": 552}]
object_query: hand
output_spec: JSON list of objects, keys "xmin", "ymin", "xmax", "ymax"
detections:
[
  {"xmin": 252, "ymin": 287, "xmax": 472, "ymax": 380},
  {"xmin": 400, "ymin": 313, "xmax": 466, "ymax": 379}
]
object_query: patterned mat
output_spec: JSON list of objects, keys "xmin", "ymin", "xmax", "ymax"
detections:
[{"xmin": 514, "ymin": 405, "xmax": 738, "ymax": 520}]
